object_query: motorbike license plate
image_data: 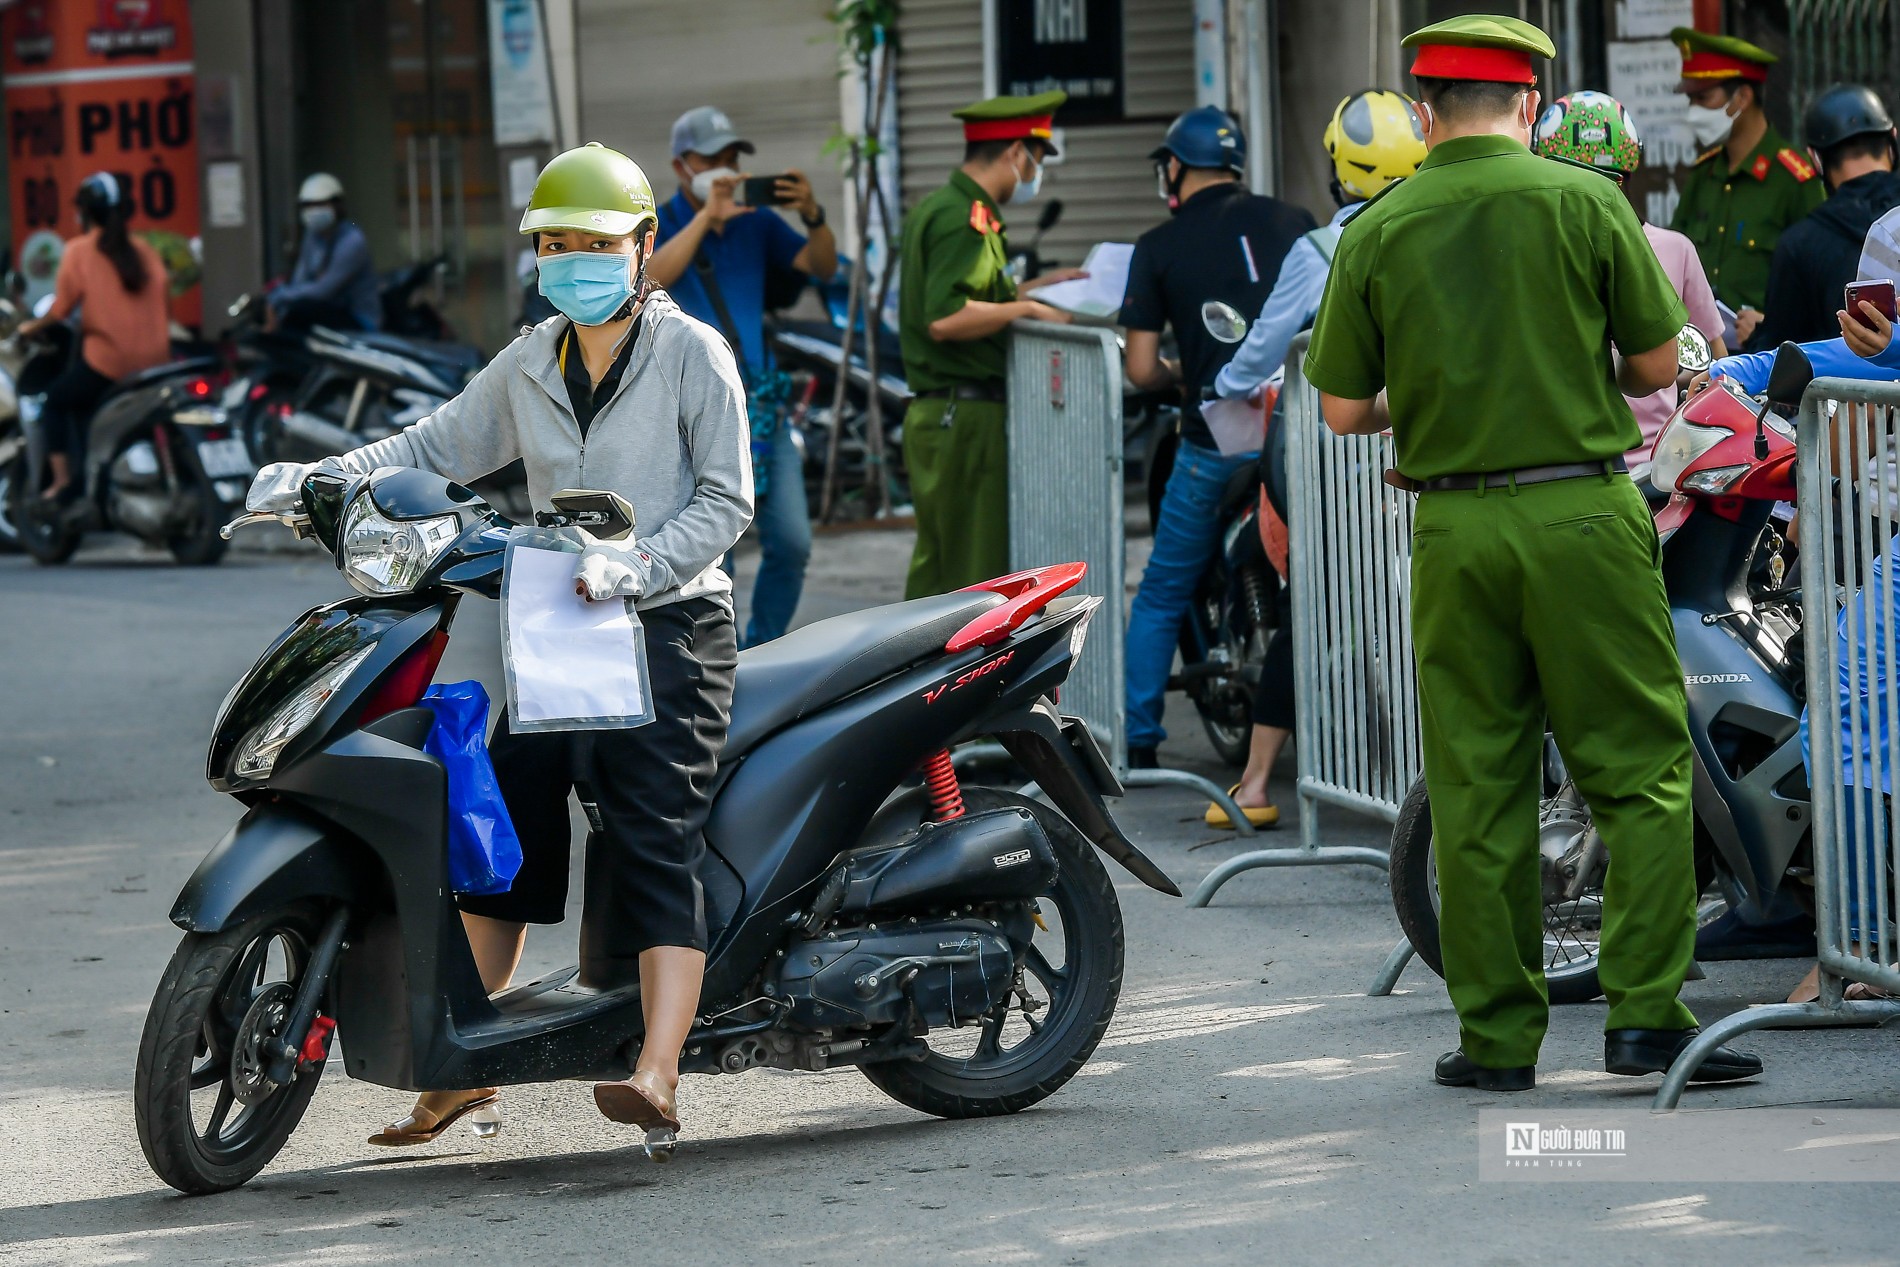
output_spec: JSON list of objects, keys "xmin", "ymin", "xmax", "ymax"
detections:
[{"xmin": 197, "ymin": 436, "xmax": 254, "ymax": 479}]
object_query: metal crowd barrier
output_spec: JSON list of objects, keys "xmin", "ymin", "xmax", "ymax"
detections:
[
  {"xmin": 1185, "ymin": 335, "xmax": 1417, "ymax": 994},
  {"xmin": 999, "ymin": 318, "xmax": 1252, "ymax": 831},
  {"xmin": 1655, "ymin": 377, "xmax": 1900, "ymax": 1109}
]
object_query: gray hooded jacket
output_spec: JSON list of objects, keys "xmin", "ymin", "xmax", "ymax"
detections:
[{"xmin": 320, "ymin": 290, "xmax": 753, "ymax": 610}]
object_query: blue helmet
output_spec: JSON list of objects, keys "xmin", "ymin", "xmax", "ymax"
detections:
[{"xmin": 1150, "ymin": 106, "xmax": 1247, "ymax": 173}]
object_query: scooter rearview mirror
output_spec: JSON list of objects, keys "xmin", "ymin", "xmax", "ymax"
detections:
[
  {"xmin": 1202, "ymin": 300, "xmax": 1248, "ymax": 344},
  {"xmin": 1036, "ymin": 198, "xmax": 1064, "ymax": 234},
  {"xmin": 1675, "ymin": 324, "xmax": 1713, "ymax": 373},
  {"xmin": 1754, "ymin": 341, "xmax": 1815, "ymax": 460},
  {"xmin": 1765, "ymin": 341, "xmax": 1815, "ymax": 407}
]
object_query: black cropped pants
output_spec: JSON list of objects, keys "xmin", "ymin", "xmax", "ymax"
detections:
[{"xmin": 458, "ymin": 597, "xmax": 737, "ymax": 982}]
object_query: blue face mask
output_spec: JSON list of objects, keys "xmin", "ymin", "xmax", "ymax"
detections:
[{"xmin": 536, "ymin": 250, "xmax": 637, "ymax": 326}]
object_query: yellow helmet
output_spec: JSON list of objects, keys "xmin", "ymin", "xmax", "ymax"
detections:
[{"xmin": 1324, "ymin": 89, "xmax": 1426, "ymax": 201}]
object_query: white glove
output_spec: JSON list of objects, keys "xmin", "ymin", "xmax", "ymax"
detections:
[
  {"xmin": 245, "ymin": 461, "xmax": 318, "ymax": 514},
  {"xmin": 573, "ymin": 540, "xmax": 666, "ymax": 602}
]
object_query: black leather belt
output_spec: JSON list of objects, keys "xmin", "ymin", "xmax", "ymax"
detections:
[
  {"xmin": 1389, "ymin": 458, "xmax": 1627, "ymax": 494},
  {"xmin": 914, "ymin": 383, "xmax": 1005, "ymax": 402}
]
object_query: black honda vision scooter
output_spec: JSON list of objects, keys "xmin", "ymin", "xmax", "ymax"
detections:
[{"xmin": 135, "ymin": 466, "xmax": 1175, "ymax": 1194}]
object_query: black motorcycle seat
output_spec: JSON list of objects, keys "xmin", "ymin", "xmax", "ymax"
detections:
[
  {"xmin": 108, "ymin": 355, "xmax": 220, "ymax": 398},
  {"xmin": 725, "ymin": 590, "xmax": 1006, "ymax": 757},
  {"xmin": 327, "ymin": 329, "xmax": 484, "ymax": 375}
]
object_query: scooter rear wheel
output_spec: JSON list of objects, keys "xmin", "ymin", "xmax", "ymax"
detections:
[
  {"xmin": 135, "ymin": 904, "xmax": 328, "ymax": 1194},
  {"xmin": 859, "ymin": 788, "xmax": 1125, "ymax": 1118}
]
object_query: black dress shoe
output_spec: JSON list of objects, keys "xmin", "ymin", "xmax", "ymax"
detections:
[
  {"xmin": 1435, "ymin": 1049, "xmax": 1535, "ymax": 1092},
  {"xmin": 1604, "ymin": 1028, "xmax": 1763, "ymax": 1082},
  {"xmin": 1127, "ymin": 745, "xmax": 1160, "ymax": 770}
]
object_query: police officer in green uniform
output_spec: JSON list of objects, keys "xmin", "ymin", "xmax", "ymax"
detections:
[
  {"xmin": 1668, "ymin": 28, "xmax": 1824, "ymax": 345},
  {"xmin": 897, "ymin": 91, "xmax": 1079, "ymax": 598},
  {"xmin": 1305, "ymin": 14, "xmax": 1765, "ymax": 1091}
]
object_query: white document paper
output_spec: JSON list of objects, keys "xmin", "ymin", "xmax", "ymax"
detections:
[
  {"xmin": 1201, "ymin": 394, "xmax": 1267, "ymax": 457},
  {"xmin": 503, "ymin": 544, "xmax": 648, "ymax": 727},
  {"xmin": 1033, "ymin": 241, "xmax": 1135, "ymax": 317},
  {"xmin": 1715, "ymin": 299, "xmax": 1740, "ymax": 351}
]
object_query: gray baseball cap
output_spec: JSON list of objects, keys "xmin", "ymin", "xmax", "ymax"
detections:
[{"xmin": 669, "ymin": 106, "xmax": 755, "ymax": 159}]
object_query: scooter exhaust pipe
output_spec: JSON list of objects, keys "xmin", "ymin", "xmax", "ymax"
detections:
[{"xmin": 279, "ymin": 410, "xmax": 365, "ymax": 453}]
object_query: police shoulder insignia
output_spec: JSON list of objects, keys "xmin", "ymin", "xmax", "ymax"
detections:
[
  {"xmin": 1750, "ymin": 154, "xmax": 1771, "ymax": 181},
  {"xmin": 1776, "ymin": 147, "xmax": 1816, "ymax": 182},
  {"xmin": 968, "ymin": 201, "xmax": 997, "ymax": 234}
]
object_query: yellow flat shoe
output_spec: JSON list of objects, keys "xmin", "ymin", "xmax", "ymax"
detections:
[{"xmin": 1204, "ymin": 786, "xmax": 1280, "ymax": 830}]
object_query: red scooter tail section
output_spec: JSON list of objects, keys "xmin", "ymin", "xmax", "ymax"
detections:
[{"xmin": 948, "ymin": 563, "xmax": 1088, "ymax": 653}]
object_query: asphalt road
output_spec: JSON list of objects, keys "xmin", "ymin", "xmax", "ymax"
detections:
[{"xmin": 2, "ymin": 529, "xmax": 1896, "ymax": 1266}]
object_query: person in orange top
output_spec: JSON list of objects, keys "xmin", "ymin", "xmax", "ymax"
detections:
[{"xmin": 19, "ymin": 172, "xmax": 170, "ymax": 501}]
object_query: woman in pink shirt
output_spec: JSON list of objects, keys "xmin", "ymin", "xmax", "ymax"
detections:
[
  {"xmin": 1534, "ymin": 92, "xmax": 1726, "ymax": 479},
  {"xmin": 18, "ymin": 172, "xmax": 170, "ymax": 502}
]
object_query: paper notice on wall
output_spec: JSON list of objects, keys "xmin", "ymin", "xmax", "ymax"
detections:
[
  {"xmin": 206, "ymin": 162, "xmax": 245, "ymax": 229},
  {"xmin": 1616, "ymin": 0, "xmax": 1693, "ymax": 39},
  {"xmin": 508, "ymin": 155, "xmax": 540, "ymax": 210},
  {"xmin": 1609, "ymin": 40, "xmax": 1700, "ymax": 169},
  {"xmin": 487, "ymin": 0, "xmax": 557, "ymax": 146}
]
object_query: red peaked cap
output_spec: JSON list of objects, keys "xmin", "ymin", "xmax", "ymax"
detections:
[
  {"xmin": 1409, "ymin": 43, "xmax": 1537, "ymax": 84},
  {"xmin": 1680, "ymin": 50, "xmax": 1769, "ymax": 83}
]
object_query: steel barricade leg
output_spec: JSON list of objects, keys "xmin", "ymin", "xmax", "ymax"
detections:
[
  {"xmin": 1124, "ymin": 768, "xmax": 1258, "ymax": 839},
  {"xmin": 1650, "ymin": 996, "xmax": 1900, "ymax": 1112},
  {"xmin": 1367, "ymin": 937, "xmax": 1416, "ymax": 996}
]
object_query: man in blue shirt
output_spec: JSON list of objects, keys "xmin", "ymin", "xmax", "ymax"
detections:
[
  {"xmin": 649, "ymin": 106, "xmax": 838, "ymax": 647},
  {"xmin": 268, "ymin": 172, "xmax": 382, "ymax": 332}
]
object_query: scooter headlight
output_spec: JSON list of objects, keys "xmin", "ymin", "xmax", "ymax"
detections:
[
  {"xmin": 231, "ymin": 645, "xmax": 373, "ymax": 781},
  {"xmin": 339, "ymin": 492, "xmax": 460, "ymax": 596},
  {"xmin": 1649, "ymin": 419, "xmax": 1731, "ymax": 494}
]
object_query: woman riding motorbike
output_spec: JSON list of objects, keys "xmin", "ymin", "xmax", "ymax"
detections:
[
  {"xmin": 244, "ymin": 142, "xmax": 753, "ymax": 1143},
  {"xmin": 20, "ymin": 172, "xmax": 170, "ymax": 503}
]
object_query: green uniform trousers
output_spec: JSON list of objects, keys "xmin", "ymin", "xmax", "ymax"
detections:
[
  {"xmin": 1410, "ymin": 474, "xmax": 1699, "ymax": 1068},
  {"xmin": 902, "ymin": 396, "xmax": 1009, "ymax": 599}
]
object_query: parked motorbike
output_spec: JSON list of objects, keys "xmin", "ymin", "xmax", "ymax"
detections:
[
  {"xmin": 220, "ymin": 293, "xmax": 522, "ymax": 518},
  {"xmin": 1141, "ymin": 302, "xmax": 1280, "ymax": 765},
  {"xmin": 1387, "ymin": 329, "xmax": 1827, "ymax": 1003},
  {"xmin": 0, "ymin": 296, "xmax": 40, "ymax": 551},
  {"xmin": 134, "ymin": 464, "xmax": 1175, "ymax": 1193},
  {"xmin": 4, "ymin": 320, "xmax": 248, "ymax": 567}
]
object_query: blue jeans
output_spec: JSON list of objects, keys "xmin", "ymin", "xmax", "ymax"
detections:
[
  {"xmin": 737, "ymin": 412, "xmax": 811, "ymax": 648},
  {"xmin": 1841, "ymin": 786, "xmax": 1892, "ymax": 943},
  {"xmin": 1124, "ymin": 440, "xmax": 1257, "ymax": 750}
]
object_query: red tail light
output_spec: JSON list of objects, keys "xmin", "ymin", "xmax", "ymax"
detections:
[
  {"xmin": 248, "ymin": 382, "xmax": 270, "ymax": 401},
  {"xmin": 358, "ymin": 631, "xmax": 449, "ymax": 724},
  {"xmin": 189, "ymin": 377, "xmax": 212, "ymax": 397}
]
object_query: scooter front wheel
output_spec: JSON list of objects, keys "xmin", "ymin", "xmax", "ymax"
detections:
[
  {"xmin": 135, "ymin": 904, "xmax": 329, "ymax": 1194},
  {"xmin": 1389, "ymin": 776, "xmax": 1607, "ymax": 1006}
]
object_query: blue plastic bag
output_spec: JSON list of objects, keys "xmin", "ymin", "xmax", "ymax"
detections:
[{"xmin": 418, "ymin": 681, "xmax": 524, "ymax": 895}]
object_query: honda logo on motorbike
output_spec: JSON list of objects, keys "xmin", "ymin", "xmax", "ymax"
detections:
[{"xmin": 1685, "ymin": 673, "xmax": 1752, "ymax": 685}]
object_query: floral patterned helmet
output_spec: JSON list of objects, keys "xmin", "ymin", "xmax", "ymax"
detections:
[{"xmin": 1534, "ymin": 90, "xmax": 1644, "ymax": 176}]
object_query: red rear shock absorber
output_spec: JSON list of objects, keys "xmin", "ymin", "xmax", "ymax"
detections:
[{"xmin": 922, "ymin": 749, "xmax": 965, "ymax": 820}]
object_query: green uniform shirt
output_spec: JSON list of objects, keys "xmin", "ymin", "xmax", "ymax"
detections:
[
  {"xmin": 899, "ymin": 170, "xmax": 1018, "ymax": 394},
  {"xmin": 1668, "ymin": 125, "xmax": 1824, "ymax": 313},
  {"xmin": 1305, "ymin": 134, "xmax": 1687, "ymax": 481}
]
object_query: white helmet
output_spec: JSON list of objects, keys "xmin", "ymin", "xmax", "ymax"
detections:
[{"xmin": 298, "ymin": 172, "xmax": 344, "ymax": 203}]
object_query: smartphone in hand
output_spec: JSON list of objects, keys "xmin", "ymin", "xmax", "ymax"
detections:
[
  {"xmin": 1845, "ymin": 279, "xmax": 1898, "ymax": 322},
  {"xmin": 736, "ymin": 174, "xmax": 793, "ymax": 207}
]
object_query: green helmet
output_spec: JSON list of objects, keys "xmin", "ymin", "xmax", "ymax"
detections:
[
  {"xmin": 1533, "ymin": 91, "xmax": 1643, "ymax": 175},
  {"xmin": 518, "ymin": 141, "xmax": 656, "ymax": 237}
]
